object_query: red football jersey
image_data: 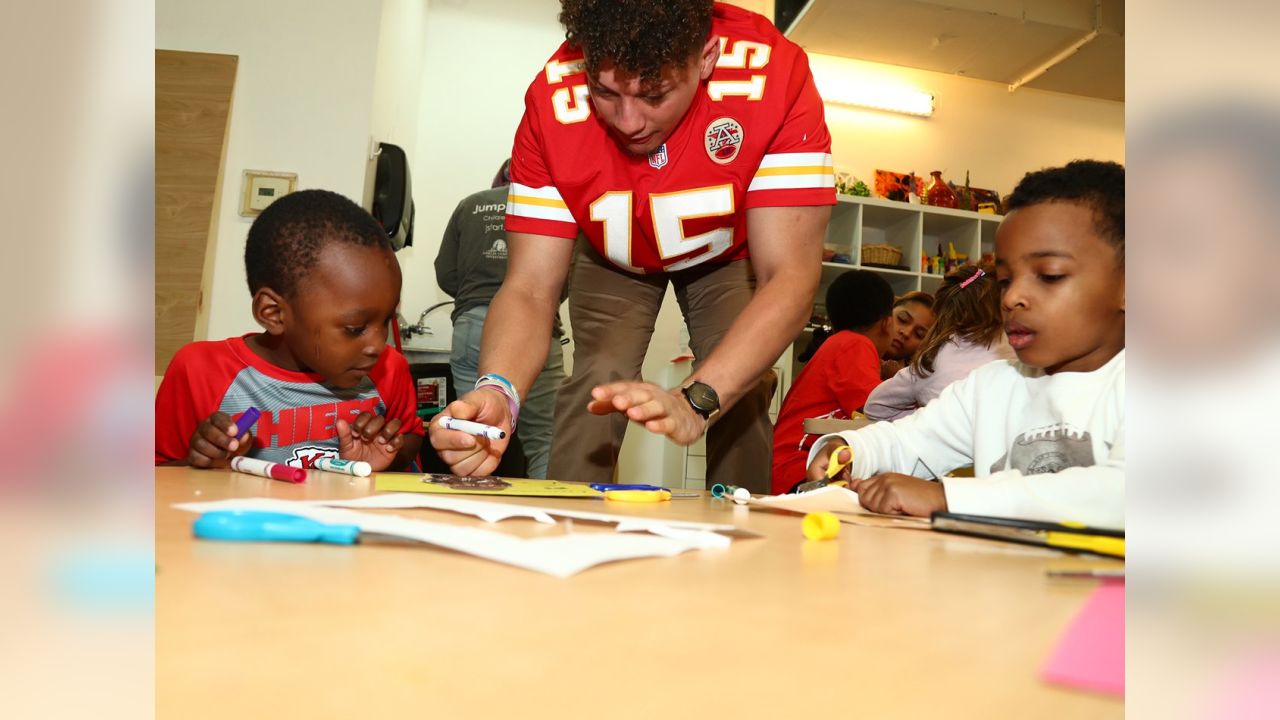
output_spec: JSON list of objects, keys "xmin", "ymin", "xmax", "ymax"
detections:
[
  {"xmin": 506, "ymin": 2, "xmax": 835, "ymax": 274},
  {"xmin": 770, "ymin": 331, "xmax": 882, "ymax": 494}
]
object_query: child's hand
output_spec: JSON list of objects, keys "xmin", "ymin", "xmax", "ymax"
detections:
[
  {"xmin": 187, "ymin": 411, "xmax": 252, "ymax": 468},
  {"xmin": 850, "ymin": 473, "xmax": 947, "ymax": 517},
  {"xmin": 337, "ymin": 412, "xmax": 405, "ymax": 472},
  {"xmin": 805, "ymin": 442, "xmax": 853, "ymax": 485}
]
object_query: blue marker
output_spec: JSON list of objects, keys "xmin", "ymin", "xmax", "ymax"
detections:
[{"xmin": 233, "ymin": 407, "xmax": 261, "ymax": 438}]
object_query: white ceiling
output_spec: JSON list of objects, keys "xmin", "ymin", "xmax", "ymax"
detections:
[{"xmin": 784, "ymin": 0, "xmax": 1124, "ymax": 102}]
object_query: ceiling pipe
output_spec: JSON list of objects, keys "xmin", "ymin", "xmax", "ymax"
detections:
[{"xmin": 1008, "ymin": 0, "xmax": 1103, "ymax": 93}]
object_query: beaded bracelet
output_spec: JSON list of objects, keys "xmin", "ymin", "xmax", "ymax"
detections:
[{"xmin": 475, "ymin": 373, "xmax": 521, "ymax": 430}]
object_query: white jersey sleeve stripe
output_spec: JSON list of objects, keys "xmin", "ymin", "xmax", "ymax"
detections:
[
  {"xmin": 507, "ymin": 200, "xmax": 576, "ymax": 223},
  {"xmin": 508, "ymin": 182, "xmax": 566, "ymax": 202},
  {"xmin": 756, "ymin": 152, "xmax": 833, "ymax": 169},
  {"xmin": 747, "ymin": 173, "xmax": 836, "ymax": 192}
]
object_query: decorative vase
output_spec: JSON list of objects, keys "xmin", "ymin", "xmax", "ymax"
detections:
[{"xmin": 926, "ymin": 171, "xmax": 958, "ymax": 209}]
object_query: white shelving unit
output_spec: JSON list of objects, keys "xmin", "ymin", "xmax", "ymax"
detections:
[{"xmin": 823, "ymin": 193, "xmax": 1004, "ymax": 298}]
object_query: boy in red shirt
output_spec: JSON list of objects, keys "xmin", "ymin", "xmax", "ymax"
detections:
[
  {"xmin": 155, "ymin": 190, "xmax": 424, "ymax": 470},
  {"xmin": 770, "ymin": 270, "xmax": 894, "ymax": 494}
]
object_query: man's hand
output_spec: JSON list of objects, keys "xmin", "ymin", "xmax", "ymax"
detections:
[
  {"xmin": 337, "ymin": 412, "xmax": 406, "ymax": 472},
  {"xmin": 850, "ymin": 473, "xmax": 947, "ymax": 517},
  {"xmin": 186, "ymin": 411, "xmax": 252, "ymax": 468},
  {"xmin": 428, "ymin": 388, "xmax": 512, "ymax": 476},
  {"xmin": 587, "ymin": 381, "xmax": 707, "ymax": 446}
]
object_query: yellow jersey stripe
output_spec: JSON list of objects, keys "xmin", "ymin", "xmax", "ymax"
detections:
[{"xmin": 508, "ymin": 194, "xmax": 569, "ymax": 209}]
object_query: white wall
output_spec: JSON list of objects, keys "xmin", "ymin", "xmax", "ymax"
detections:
[
  {"xmin": 157, "ymin": 0, "xmax": 384, "ymax": 342},
  {"xmin": 394, "ymin": 0, "xmax": 567, "ymax": 347},
  {"xmin": 366, "ymin": 0, "xmax": 432, "ymax": 211},
  {"xmin": 810, "ymin": 53, "xmax": 1125, "ymax": 197}
]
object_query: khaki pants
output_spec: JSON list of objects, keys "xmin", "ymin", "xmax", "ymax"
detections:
[{"xmin": 548, "ymin": 242, "xmax": 773, "ymax": 492}]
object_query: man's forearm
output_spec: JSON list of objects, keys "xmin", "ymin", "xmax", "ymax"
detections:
[
  {"xmin": 686, "ymin": 204, "xmax": 828, "ymax": 413},
  {"xmin": 477, "ymin": 281, "xmax": 558, "ymax": 402}
]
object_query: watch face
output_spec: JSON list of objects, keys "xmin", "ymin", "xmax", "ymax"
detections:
[{"xmin": 685, "ymin": 382, "xmax": 720, "ymax": 413}]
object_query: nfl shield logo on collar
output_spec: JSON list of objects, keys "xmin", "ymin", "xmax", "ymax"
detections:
[{"xmin": 648, "ymin": 143, "xmax": 669, "ymax": 169}]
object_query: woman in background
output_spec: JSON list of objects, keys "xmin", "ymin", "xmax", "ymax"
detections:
[{"xmin": 880, "ymin": 291, "xmax": 936, "ymax": 379}]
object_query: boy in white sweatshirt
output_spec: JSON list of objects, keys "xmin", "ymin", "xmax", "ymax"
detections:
[{"xmin": 805, "ymin": 160, "xmax": 1125, "ymax": 528}]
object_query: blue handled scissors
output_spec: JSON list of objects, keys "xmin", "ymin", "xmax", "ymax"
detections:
[
  {"xmin": 590, "ymin": 483, "xmax": 699, "ymax": 500},
  {"xmin": 590, "ymin": 483, "xmax": 669, "ymax": 492},
  {"xmin": 193, "ymin": 510, "xmax": 361, "ymax": 545}
]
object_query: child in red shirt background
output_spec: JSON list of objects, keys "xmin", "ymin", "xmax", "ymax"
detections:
[{"xmin": 770, "ymin": 270, "xmax": 895, "ymax": 494}]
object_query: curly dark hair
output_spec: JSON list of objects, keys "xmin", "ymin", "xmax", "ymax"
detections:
[
  {"xmin": 560, "ymin": 0, "xmax": 713, "ymax": 82},
  {"xmin": 1005, "ymin": 160, "xmax": 1125, "ymax": 265},
  {"xmin": 827, "ymin": 270, "xmax": 894, "ymax": 332},
  {"xmin": 244, "ymin": 189, "xmax": 390, "ymax": 298}
]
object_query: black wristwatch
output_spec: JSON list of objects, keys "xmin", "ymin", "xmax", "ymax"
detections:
[{"xmin": 681, "ymin": 381, "xmax": 720, "ymax": 421}]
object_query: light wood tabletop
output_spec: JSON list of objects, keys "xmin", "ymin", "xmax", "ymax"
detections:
[{"xmin": 156, "ymin": 467, "xmax": 1123, "ymax": 718}]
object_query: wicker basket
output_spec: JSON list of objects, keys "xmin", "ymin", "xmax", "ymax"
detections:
[{"xmin": 861, "ymin": 243, "xmax": 903, "ymax": 267}]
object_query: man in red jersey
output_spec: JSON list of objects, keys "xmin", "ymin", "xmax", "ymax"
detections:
[{"xmin": 430, "ymin": 0, "xmax": 835, "ymax": 491}]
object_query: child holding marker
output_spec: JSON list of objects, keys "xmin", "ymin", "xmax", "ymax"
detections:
[
  {"xmin": 806, "ymin": 161, "xmax": 1125, "ymax": 528},
  {"xmin": 155, "ymin": 190, "xmax": 424, "ymax": 472}
]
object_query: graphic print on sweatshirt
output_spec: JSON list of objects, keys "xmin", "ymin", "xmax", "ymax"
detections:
[
  {"xmin": 219, "ymin": 365, "xmax": 389, "ymax": 468},
  {"xmin": 989, "ymin": 422, "xmax": 1096, "ymax": 475}
]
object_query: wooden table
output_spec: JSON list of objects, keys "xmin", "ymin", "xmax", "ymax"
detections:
[{"xmin": 156, "ymin": 467, "xmax": 1123, "ymax": 718}]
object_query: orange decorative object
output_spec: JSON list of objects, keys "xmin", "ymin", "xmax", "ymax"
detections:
[{"xmin": 926, "ymin": 170, "xmax": 959, "ymax": 209}]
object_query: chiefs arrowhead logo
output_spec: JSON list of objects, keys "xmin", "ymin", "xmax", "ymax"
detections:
[{"xmin": 290, "ymin": 445, "xmax": 338, "ymax": 469}]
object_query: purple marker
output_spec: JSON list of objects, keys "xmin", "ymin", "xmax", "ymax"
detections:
[{"xmin": 233, "ymin": 407, "xmax": 261, "ymax": 438}]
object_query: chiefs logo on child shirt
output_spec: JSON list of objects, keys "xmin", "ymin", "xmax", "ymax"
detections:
[{"xmin": 705, "ymin": 117, "xmax": 743, "ymax": 164}]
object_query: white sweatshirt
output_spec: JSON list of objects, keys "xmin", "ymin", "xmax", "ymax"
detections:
[
  {"xmin": 808, "ymin": 350, "xmax": 1125, "ymax": 529},
  {"xmin": 864, "ymin": 335, "xmax": 1017, "ymax": 421}
]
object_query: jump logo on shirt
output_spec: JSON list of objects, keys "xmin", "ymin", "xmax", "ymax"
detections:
[
  {"xmin": 990, "ymin": 423, "xmax": 1096, "ymax": 475},
  {"xmin": 290, "ymin": 445, "xmax": 339, "ymax": 469},
  {"xmin": 705, "ymin": 117, "xmax": 743, "ymax": 164}
]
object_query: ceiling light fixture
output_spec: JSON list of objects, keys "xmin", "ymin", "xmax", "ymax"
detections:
[{"xmin": 810, "ymin": 70, "xmax": 935, "ymax": 117}]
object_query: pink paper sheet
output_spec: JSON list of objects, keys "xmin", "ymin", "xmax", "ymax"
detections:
[{"xmin": 1041, "ymin": 580, "xmax": 1125, "ymax": 696}]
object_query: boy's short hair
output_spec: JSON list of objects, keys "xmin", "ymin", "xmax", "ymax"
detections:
[
  {"xmin": 560, "ymin": 0, "xmax": 713, "ymax": 83},
  {"xmin": 244, "ymin": 189, "xmax": 390, "ymax": 298},
  {"xmin": 1005, "ymin": 160, "xmax": 1125, "ymax": 263},
  {"xmin": 827, "ymin": 270, "xmax": 894, "ymax": 332}
]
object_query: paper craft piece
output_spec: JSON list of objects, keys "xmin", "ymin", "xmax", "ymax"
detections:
[
  {"xmin": 1041, "ymin": 581, "xmax": 1125, "ymax": 696},
  {"xmin": 174, "ymin": 498, "xmax": 737, "ymax": 578},
  {"xmin": 748, "ymin": 485, "xmax": 929, "ymax": 526},
  {"xmin": 376, "ymin": 474, "xmax": 604, "ymax": 498},
  {"xmin": 315, "ymin": 493, "xmax": 754, "ymax": 540}
]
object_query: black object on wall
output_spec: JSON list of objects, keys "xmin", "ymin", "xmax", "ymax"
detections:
[
  {"xmin": 774, "ymin": 0, "xmax": 808, "ymax": 34},
  {"xmin": 372, "ymin": 141, "xmax": 414, "ymax": 250}
]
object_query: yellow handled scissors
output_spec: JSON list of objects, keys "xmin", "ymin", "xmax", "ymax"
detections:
[
  {"xmin": 825, "ymin": 444, "xmax": 853, "ymax": 484},
  {"xmin": 602, "ymin": 489, "xmax": 672, "ymax": 502}
]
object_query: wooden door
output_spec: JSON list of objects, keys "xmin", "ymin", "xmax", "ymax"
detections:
[{"xmin": 155, "ymin": 49, "xmax": 237, "ymax": 372}]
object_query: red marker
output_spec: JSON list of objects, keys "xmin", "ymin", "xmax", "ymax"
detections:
[{"xmin": 230, "ymin": 456, "xmax": 307, "ymax": 484}]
